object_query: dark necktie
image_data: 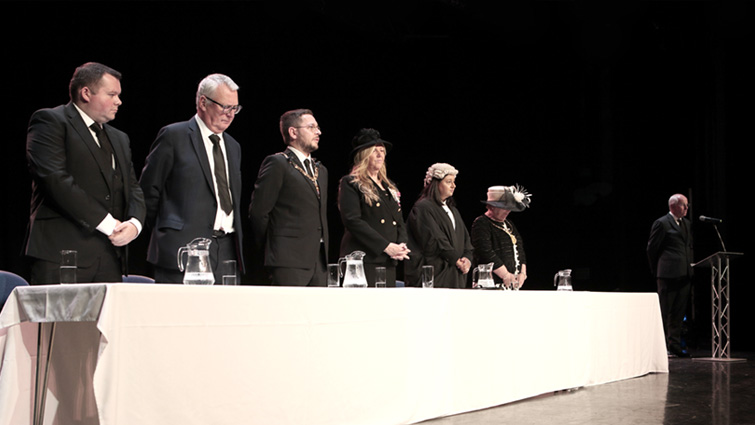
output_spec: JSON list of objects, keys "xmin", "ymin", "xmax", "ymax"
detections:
[
  {"xmin": 209, "ymin": 134, "xmax": 233, "ymax": 214},
  {"xmin": 90, "ymin": 123, "xmax": 115, "ymax": 169},
  {"xmin": 304, "ymin": 158, "xmax": 314, "ymax": 177}
]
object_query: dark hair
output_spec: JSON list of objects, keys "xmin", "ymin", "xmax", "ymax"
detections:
[
  {"xmin": 279, "ymin": 109, "xmax": 314, "ymax": 145},
  {"xmin": 419, "ymin": 178, "xmax": 456, "ymax": 207},
  {"xmin": 69, "ymin": 62, "xmax": 121, "ymax": 103}
]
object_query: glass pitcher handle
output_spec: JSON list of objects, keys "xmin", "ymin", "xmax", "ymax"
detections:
[{"xmin": 177, "ymin": 247, "xmax": 187, "ymax": 271}]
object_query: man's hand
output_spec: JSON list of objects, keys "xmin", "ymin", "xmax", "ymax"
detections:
[{"xmin": 109, "ymin": 221, "xmax": 138, "ymax": 246}]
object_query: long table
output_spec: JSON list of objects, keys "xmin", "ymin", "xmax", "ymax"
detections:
[{"xmin": 0, "ymin": 284, "xmax": 669, "ymax": 425}]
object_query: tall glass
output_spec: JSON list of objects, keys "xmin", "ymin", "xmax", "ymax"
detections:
[
  {"xmin": 421, "ymin": 265, "xmax": 434, "ymax": 288},
  {"xmin": 375, "ymin": 267, "xmax": 387, "ymax": 288},
  {"xmin": 222, "ymin": 260, "xmax": 238, "ymax": 285},
  {"xmin": 60, "ymin": 250, "xmax": 77, "ymax": 284},
  {"xmin": 327, "ymin": 263, "xmax": 340, "ymax": 287}
]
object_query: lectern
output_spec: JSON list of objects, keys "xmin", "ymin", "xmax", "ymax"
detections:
[{"xmin": 692, "ymin": 251, "xmax": 745, "ymax": 362}]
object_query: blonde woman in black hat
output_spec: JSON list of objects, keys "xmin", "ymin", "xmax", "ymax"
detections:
[
  {"xmin": 470, "ymin": 185, "xmax": 532, "ymax": 289},
  {"xmin": 405, "ymin": 163, "xmax": 473, "ymax": 288},
  {"xmin": 338, "ymin": 129, "xmax": 410, "ymax": 287}
]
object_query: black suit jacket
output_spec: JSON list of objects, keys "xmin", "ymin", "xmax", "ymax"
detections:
[
  {"xmin": 248, "ymin": 148, "xmax": 328, "ymax": 270},
  {"xmin": 338, "ymin": 175, "xmax": 407, "ymax": 263},
  {"xmin": 139, "ymin": 117, "xmax": 245, "ymax": 272},
  {"xmin": 25, "ymin": 103, "xmax": 145, "ymax": 269},
  {"xmin": 647, "ymin": 213, "xmax": 694, "ymax": 279}
]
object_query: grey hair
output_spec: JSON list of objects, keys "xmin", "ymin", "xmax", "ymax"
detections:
[
  {"xmin": 195, "ymin": 74, "xmax": 239, "ymax": 108},
  {"xmin": 668, "ymin": 193, "xmax": 685, "ymax": 207}
]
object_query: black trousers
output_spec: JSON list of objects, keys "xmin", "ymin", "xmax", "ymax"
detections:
[
  {"xmin": 657, "ymin": 276, "xmax": 692, "ymax": 351},
  {"xmin": 30, "ymin": 251, "xmax": 121, "ymax": 284},
  {"xmin": 269, "ymin": 243, "xmax": 327, "ymax": 287}
]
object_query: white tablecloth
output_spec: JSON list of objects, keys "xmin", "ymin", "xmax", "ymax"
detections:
[{"xmin": 0, "ymin": 284, "xmax": 668, "ymax": 425}]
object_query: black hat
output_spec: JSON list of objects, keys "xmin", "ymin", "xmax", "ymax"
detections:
[
  {"xmin": 481, "ymin": 185, "xmax": 532, "ymax": 212},
  {"xmin": 350, "ymin": 128, "xmax": 392, "ymax": 160}
]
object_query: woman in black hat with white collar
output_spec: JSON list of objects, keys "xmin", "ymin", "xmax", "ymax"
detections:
[
  {"xmin": 337, "ymin": 128, "xmax": 410, "ymax": 287},
  {"xmin": 470, "ymin": 185, "xmax": 532, "ymax": 289}
]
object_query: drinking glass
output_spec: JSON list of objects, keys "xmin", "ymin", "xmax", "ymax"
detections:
[
  {"xmin": 222, "ymin": 260, "xmax": 238, "ymax": 285},
  {"xmin": 60, "ymin": 250, "xmax": 77, "ymax": 284},
  {"xmin": 421, "ymin": 265, "xmax": 434, "ymax": 288},
  {"xmin": 375, "ymin": 267, "xmax": 387, "ymax": 288},
  {"xmin": 327, "ymin": 263, "xmax": 340, "ymax": 287}
]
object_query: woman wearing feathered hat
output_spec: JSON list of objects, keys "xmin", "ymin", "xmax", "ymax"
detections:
[
  {"xmin": 337, "ymin": 128, "xmax": 410, "ymax": 287},
  {"xmin": 470, "ymin": 185, "xmax": 532, "ymax": 289},
  {"xmin": 405, "ymin": 163, "xmax": 473, "ymax": 288}
]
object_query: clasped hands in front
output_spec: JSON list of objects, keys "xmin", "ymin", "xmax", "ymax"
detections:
[
  {"xmin": 109, "ymin": 220, "xmax": 138, "ymax": 247},
  {"xmin": 456, "ymin": 257, "xmax": 471, "ymax": 274},
  {"xmin": 384, "ymin": 242, "xmax": 411, "ymax": 261}
]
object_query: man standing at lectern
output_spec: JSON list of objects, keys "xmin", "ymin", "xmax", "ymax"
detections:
[{"xmin": 647, "ymin": 193, "xmax": 694, "ymax": 358}]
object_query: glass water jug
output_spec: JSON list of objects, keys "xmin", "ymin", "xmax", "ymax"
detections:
[
  {"xmin": 177, "ymin": 238, "xmax": 215, "ymax": 285},
  {"xmin": 554, "ymin": 269, "xmax": 573, "ymax": 291},
  {"xmin": 339, "ymin": 251, "xmax": 368, "ymax": 288}
]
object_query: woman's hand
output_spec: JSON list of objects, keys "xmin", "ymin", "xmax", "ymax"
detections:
[
  {"xmin": 456, "ymin": 257, "xmax": 471, "ymax": 274},
  {"xmin": 385, "ymin": 243, "xmax": 411, "ymax": 260},
  {"xmin": 512, "ymin": 273, "xmax": 526, "ymax": 289},
  {"xmin": 494, "ymin": 266, "xmax": 519, "ymax": 289},
  {"xmin": 513, "ymin": 265, "xmax": 527, "ymax": 289}
]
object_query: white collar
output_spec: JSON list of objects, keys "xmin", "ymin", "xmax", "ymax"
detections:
[
  {"xmin": 669, "ymin": 211, "xmax": 683, "ymax": 223},
  {"xmin": 195, "ymin": 114, "xmax": 222, "ymax": 143},
  {"xmin": 287, "ymin": 146, "xmax": 312, "ymax": 165},
  {"xmin": 73, "ymin": 103, "xmax": 97, "ymax": 129}
]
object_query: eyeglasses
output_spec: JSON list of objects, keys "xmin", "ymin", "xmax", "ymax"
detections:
[
  {"xmin": 205, "ymin": 96, "xmax": 242, "ymax": 115},
  {"xmin": 295, "ymin": 124, "xmax": 321, "ymax": 133}
]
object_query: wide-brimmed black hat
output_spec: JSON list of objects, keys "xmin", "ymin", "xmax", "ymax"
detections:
[
  {"xmin": 350, "ymin": 128, "xmax": 393, "ymax": 160},
  {"xmin": 481, "ymin": 185, "xmax": 532, "ymax": 212}
]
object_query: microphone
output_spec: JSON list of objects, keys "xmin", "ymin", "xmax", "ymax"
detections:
[{"xmin": 699, "ymin": 215, "xmax": 723, "ymax": 224}]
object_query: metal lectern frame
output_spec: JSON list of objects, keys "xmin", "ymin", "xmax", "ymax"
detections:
[{"xmin": 692, "ymin": 251, "xmax": 745, "ymax": 363}]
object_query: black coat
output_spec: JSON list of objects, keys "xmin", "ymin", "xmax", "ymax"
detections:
[
  {"xmin": 338, "ymin": 175, "xmax": 407, "ymax": 286},
  {"xmin": 470, "ymin": 214, "xmax": 526, "ymax": 283},
  {"xmin": 248, "ymin": 148, "xmax": 329, "ymax": 271},
  {"xmin": 139, "ymin": 117, "xmax": 245, "ymax": 273},
  {"xmin": 406, "ymin": 197, "xmax": 472, "ymax": 288},
  {"xmin": 25, "ymin": 103, "xmax": 145, "ymax": 273},
  {"xmin": 647, "ymin": 213, "xmax": 694, "ymax": 279}
]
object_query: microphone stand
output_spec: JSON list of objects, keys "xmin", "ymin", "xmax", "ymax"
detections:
[
  {"xmin": 692, "ymin": 217, "xmax": 745, "ymax": 362},
  {"xmin": 712, "ymin": 223, "xmax": 727, "ymax": 252}
]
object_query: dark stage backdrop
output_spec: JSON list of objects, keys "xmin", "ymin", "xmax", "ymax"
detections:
[{"xmin": 2, "ymin": 2, "xmax": 751, "ymax": 348}]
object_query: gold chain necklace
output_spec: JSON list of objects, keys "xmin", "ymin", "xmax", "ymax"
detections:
[
  {"xmin": 488, "ymin": 217, "xmax": 517, "ymax": 245},
  {"xmin": 487, "ymin": 216, "xmax": 521, "ymax": 272},
  {"xmin": 282, "ymin": 152, "xmax": 320, "ymax": 197}
]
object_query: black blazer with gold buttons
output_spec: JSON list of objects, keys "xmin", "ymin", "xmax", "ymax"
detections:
[{"xmin": 337, "ymin": 175, "xmax": 407, "ymax": 265}]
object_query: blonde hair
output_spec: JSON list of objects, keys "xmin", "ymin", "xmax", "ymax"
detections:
[{"xmin": 350, "ymin": 145, "xmax": 398, "ymax": 206}]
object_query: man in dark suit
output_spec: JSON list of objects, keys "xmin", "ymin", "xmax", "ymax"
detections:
[
  {"xmin": 647, "ymin": 193, "xmax": 694, "ymax": 357},
  {"xmin": 140, "ymin": 74, "xmax": 245, "ymax": 284},
  {"xmin": 25, "ymin": 62, "xmax": 146, "ymax": 284},
  {"xmin": 248, "ymin": 109, "xmax": 328, "ymax": 286}
]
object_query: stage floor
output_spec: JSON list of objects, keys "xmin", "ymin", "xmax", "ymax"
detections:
[{"xmin": 420, "ymin": 349, "xmax": 755, "ymax": 425}]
